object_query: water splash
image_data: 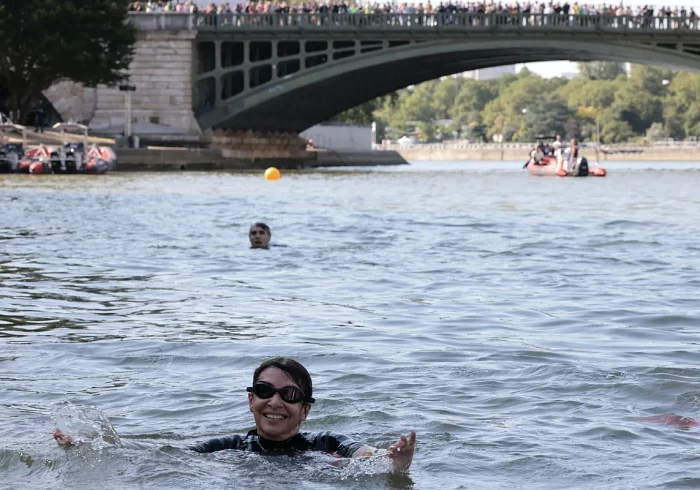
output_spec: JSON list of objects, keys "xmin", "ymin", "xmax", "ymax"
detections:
[
  {"xmin": 52, "ymin": 402, "xmax": 122, "ymax": 449},
  {"xmin": 335, "ymin": 450, "xmax": 394, "ymax": 480}
]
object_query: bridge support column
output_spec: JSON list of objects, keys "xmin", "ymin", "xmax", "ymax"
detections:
[{"xmin": 88, "ymin": 29, "xmax": 201, "ymax": 135}]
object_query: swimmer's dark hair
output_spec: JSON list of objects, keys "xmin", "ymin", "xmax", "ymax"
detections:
[
  {"xmin": 252, "ymin": 222, "xmax": 271, "ymax": 236},
  {"xmin": 253, "ymin": 357, "xmax": 312, "ymax": 402}
]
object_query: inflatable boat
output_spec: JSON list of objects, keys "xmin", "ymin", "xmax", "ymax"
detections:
[
  {"xmin": 526, "ymin": 155, "xmax": 606, "ymax": 177},
  {"xmin": 0, "ymin": 121, "xmax": 29, "ymax": 173},
  {"xmin": 32, "ymin": 122, "xmax": 116, "ymax": 175}
]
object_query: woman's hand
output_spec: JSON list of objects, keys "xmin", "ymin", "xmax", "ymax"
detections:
[
  {"xmin": 387, "ymin": 430, "xmax": 416, "ymax": 472},
  {"xmin": 53, "ymin": 428, "xmax": 74, "ymax": 446}
]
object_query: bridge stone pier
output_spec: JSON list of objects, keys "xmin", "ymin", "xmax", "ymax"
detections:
[
  {"xmin": 44, "ymin": 15, "xmax": 199, "ymax": 136},
  {"xmin": 44, "ymin": 13, "xmax": 700, "ymax": 136}
]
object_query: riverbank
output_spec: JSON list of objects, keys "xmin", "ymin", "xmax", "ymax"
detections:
[
  {"xmin": 393, "ymin": 146, "xmax": 700, "ymax": 161},
  {"xmin": 4, "ymin": 130, "xmax": 408, "ymax": 169},
  {"xmin": 114, "ymin": 148, "xmax": 408, "ymax": 170}
]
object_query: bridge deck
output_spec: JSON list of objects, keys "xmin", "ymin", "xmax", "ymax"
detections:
[{"xmin": 130, "ymin": 12, "xmax": 700, "ymax": 36}]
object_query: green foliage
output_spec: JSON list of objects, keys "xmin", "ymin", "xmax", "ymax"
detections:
[
  {"xmin": 0, "ymin": 0, "xmax": 136, "ymax": 121},
  {"xmin": 337, "ymin": 64, "xmax": 700, "ymax": 143},
  {"xmin": 600, "ymin": 119, "xmax": 635, "ymax": 143},
  {"xmin": 330, "ymin": 94, "xmax": 396, "ymax": 125},
  {"xmin": 449, "ymin": 80, "xmax": 497, "ymax": 129},
  {"xmin": 431, "ymin": 77, "xmax": 460, "ymax": 120},
  {"xmin": 645, "ymin": 122, "xmax": 665, "ymax": 142},
  {"xmin": 577, "ymin": 62, "xmax": 626, "ymax": 80},
  {"xmin": 665, "ymin": 72, "xmax": 700, "ymax": 139},
  {"xmin": 558, "ymin": 78, "xmax": 616, "ymax": 115},
  {"xmin": 482, "ymin": 74, "xmax": 557, "ymax": 140},
  {"xmin": 514, "ymin": 94, "xmax": 575, "ymax": 142},
  {"xmin": 417, "ymin": 121, "xmax": 436, "ymax": 141}
]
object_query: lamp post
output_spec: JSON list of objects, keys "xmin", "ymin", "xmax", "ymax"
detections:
[
  {"xmin": 662, "ymin": 79, "xmax": 671, "ymax": 140},
  {"xmin": 118, "ymin": 84, "xmax": 136, "ymax": 138}
]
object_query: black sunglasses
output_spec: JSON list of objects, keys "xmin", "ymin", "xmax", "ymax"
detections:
[{"xmin": 246, "ymin": 381, "xmax": 315, "ymax": 404}]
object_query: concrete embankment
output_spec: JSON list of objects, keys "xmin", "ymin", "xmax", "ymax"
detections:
[
  {"xmin": 114, "ymin": 148, "xmax": 407, "ymax": 171},
  {"xmin": 395, "ymin": 146, "xmax": 700, "ymax": 161}
]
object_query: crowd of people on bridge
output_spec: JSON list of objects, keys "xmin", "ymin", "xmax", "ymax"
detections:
[{"xmin": 128, "ymin": 0, "xmax": 698, "ymax": 25}]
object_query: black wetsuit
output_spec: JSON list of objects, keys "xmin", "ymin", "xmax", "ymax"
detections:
[{"xmin": 188, "ymin": 429, "xmax": 364, "ymax": 457}]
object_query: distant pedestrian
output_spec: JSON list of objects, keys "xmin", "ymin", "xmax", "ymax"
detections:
[{"xmin": 34, "ymin": 102, "xmax": 46, "ymax": 133}]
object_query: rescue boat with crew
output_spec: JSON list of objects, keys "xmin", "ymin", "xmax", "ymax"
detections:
[{"xmin": 525, "ymin": 148, "xmax": 606, "ymax": 177}]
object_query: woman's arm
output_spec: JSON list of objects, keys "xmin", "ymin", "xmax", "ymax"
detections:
[{"xmin": 351, "ymin": 430, "xmax": 417, "ymax": 473}]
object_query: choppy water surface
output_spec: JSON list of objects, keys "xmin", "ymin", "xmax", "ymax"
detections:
[{"xmin": 1, "ymin": 160, "xmax": 699, "ymax": 489}]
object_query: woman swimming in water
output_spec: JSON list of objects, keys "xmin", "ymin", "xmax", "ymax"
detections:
[{"xmin": 54, "ymin": 357, "xmax": 417, "ymax": 472}]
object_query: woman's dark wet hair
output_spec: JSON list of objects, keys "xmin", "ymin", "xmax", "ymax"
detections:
[
  {"xmin": 253, "ymin": 222, "xmax": 271, "ymax": 236},
  {"xmin": 253, "ymin": 357, "xmax": 312, "ymax": 402}
]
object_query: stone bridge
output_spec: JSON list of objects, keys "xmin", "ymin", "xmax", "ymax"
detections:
[{"xmin": 44, "ymin": 13, "xmax": 700, "ymax": 135}]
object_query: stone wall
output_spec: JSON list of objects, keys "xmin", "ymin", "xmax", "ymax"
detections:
[
  {"xmin": 211, "ymin": 130, "xmax": 308, "ymax": 159},
  {"xmin": 43, "ymin": 82, "xmax": 97, "ymax": 124},
  {"xmin": 90, "ymin": 29, "xmax": 200, "ymax": 134},
  {"xmin": 396, "ymin": 146, "xmax": 700, "ymax": 161},
  {"xmin": 44, "ymin": 29, "xmax": 200, "ymax": 135},
  {"xmin": 300, "ymin": 123, "xmax": 372, "ymax": 151}
]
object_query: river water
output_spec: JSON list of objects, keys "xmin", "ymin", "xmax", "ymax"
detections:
[{"xmin": 1, "ymin": 161, "xmax": 699, "ymax": 489}]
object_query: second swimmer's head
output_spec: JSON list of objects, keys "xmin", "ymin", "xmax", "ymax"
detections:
[{"xmin": 249, "ymin": 222, "xmax": 271, "ymax": 249}]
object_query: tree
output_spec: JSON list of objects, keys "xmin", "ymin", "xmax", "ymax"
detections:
[
  {"xmin": 645, "ymin": 122, "xmax": 665, "ymax": 142},
  {"xmin": 0, "ymin": 0, "xmax": 136, "ymax": 122},
  {"xmin": 417, "ymin": 121, "xmax": 436, "ymax": 141},
  {"xmin": 628, "ymin": 64, "xmax": 676, "ymax": 97},
  {"xmin": 431, "ymin": 77, "xmax": 460, "ymax": 121},
  {"xmin": 611, "ymin": 74, "xmax": 663, "ymax": 134},
  {"xmin": 330, "ymin": 94, "xmax": 397, "ymax": 125},
  {"xmin": 600, "ymin": 119, "xmax": 635, "ymax": 143},
  {"xmin": 577, "ymin": 62, "xmax": 626, "ymax": 81},
  {"xmin": 513, "ymin": 94, "xmax": 575, "ymax": 141},
  {"xmin": 664, "ymin": 72, "xmax": 700, "ymax": 139},
  {"xmin": 482, "ymin": 75, "xmax": 554, "ymax": 141},
  {"xmin": 449, "ymin": 80, "xmax": 496, "ymax": 126}
]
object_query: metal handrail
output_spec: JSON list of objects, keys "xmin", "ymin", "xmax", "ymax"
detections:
[{"xmin": 127, "ymin": 12, "xmax": 700, "ymax": 32}]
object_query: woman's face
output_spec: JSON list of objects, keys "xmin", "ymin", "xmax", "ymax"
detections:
[{"xmin": 249, "ymin": 367, "xmax": 311, "ymax": 441}]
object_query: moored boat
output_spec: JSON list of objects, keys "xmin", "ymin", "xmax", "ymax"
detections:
[
  {"xmin": 0, "ymin": 121, "xmax": 29, "ymax": 173},
  {"xmin": 43, "ymin": 123, "xmax": 117, "ymax": 175}
]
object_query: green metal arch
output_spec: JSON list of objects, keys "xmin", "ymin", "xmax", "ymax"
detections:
[{"xmin": 197, "ymin": 36, "xmax": 700, "ymax": 133}]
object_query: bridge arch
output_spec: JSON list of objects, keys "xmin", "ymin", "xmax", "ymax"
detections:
[
  {"xmin": 197, "ymin": 36, "xmax": 700, "ymax": 132},
  {"xmin": 189, "ymin": 12, "xmax": 700, "ymax": 133}
]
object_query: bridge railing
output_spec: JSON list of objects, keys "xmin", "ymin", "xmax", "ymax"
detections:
[
  {"xmin": 191, "ymin": 13, "xmax": 700, "ymax": 32},
  {"xmin": 127, "ymin": 12, "xmax": 700, "ymax": 32}
]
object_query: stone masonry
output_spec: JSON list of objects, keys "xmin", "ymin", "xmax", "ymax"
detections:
[
  {"xmin": 43, "ymin": 82, "xmax": 97, "ymax": 124},
  {"xmin": 211, "ymin": 130, "xmax": 308, "ymax": 159},
  {"xmin": 44, "ymin": 28, "xmax": 200, "ymax": 135}
]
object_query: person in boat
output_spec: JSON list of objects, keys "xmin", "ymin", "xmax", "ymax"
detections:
[
  {"xmin": 530, "ymin": 141, "xmax": 546, "ymax": 165},
  {"xmin": 249, "ymin": 222, "xmax": 272, "ymax": 249},
  {"xmin": 560, "ymin": 138, "xmax": 579, "ymax": 170},
  {"xmin": 54, "ymin": 357, "xmax": 417, "ymax": 473},
  {"xmin": 551, "ymin": 135, "xmax": 563, "ymax": 164}
]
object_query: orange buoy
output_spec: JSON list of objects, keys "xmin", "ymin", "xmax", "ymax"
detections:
[{"xmin": 264, "ymin": 167, "xmax": 281, "ymax": 181}]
